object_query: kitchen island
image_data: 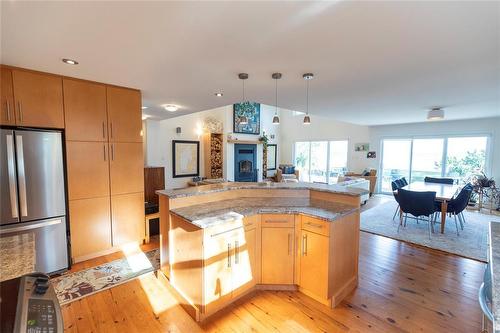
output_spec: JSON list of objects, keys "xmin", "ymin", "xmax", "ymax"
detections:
[{"xmin": 157, "ymin": 182, "xmax": 367, "ymax": 321}]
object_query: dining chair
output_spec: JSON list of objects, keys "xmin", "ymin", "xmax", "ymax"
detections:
[
  {"xmin": 397, "ymin": 189, "xmax": 436, "ymax": 239},
  {"xmin": 401, "ymin": 177, "xmax": 408, "ymax": 186},
  {"xmin": 424, "ymin": 176, "xmax": 454, "ymax": 185},
  {"xmin": 434, "ymin": 183, "xmax": 473, "ymax": 234},
  {"xmin": 391, "ymin": 180, "xmax": 401, "ymax": 220}
]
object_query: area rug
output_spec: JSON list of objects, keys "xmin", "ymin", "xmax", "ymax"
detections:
[
  {"xmin": 361, "ymin": 200, "xmax": 498, "ymax": 262},
  {"xmin": 51, "ymin": 248, "xmax": 160, "ymax": 305}
]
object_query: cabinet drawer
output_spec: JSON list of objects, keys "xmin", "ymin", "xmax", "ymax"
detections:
[
  {"xmin": 302, "ymin": 215, "xmax": 329, "ymax": 237},
  {"xmin": 261, "ymin": 214, "xmax": 294, "ymax": 228},
  {"xmin": 243, "ymin": 215, "xmax": 259, "ymax": 230}
]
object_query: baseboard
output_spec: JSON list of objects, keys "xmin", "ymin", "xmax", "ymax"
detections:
[{"xmin": 331, "ymin": 276, "xmax": 358, "ymax": 307}]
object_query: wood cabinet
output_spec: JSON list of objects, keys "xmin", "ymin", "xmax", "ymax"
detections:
[
  {"xmin": 0, "ymin": 67, "xmax": 15, "ymax": 125},
  {"xmin": 111, "ymin": 192, "xmax": 145, "ymax": 247},
  {"xmin": 12, "ymin": 69, "xmax": 64, "ymax": 128},
  {"xmin": 69, "ymin": 197, "xmax": 112, "ymax": 259},
  {"xmin": 299, "ymin": 229, "xmax": 329, "ymax": 300},
  {"xmin": 261, "ymin": 215, "xmax": 295, "ymax": 284},
  {"xmin": 106, "ymin": 86, "xmax": 142, "ymax": 143},
  {"xmin": 233, "ymin": 215, "xmax": 260, "ymax": 297},
  {"xmin": 63, "ymin": 79, "xmax": 107, "ymax": 141},
  {"xmin": 109, "ymin": 142, "xmax": 144, "ymax": 195},
  {"xmin": 66, "ymin": 141, "xmax": 110, "ymax": 200}
]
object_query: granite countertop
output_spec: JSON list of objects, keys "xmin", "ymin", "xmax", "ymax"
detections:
[
  {"xmin": 489, "ymin": 221, "xmax": 500, "ymax": 332},
  {"xmin": 171, "ymin": 197, "xmax": 358, "ymax": 229},
  {"xmin": 157, "ymin": 181, "xmax": 368, "ymax": 199}
]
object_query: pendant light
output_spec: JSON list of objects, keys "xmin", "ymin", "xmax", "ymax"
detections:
[
  {"xmin": 272, "ymin": 73, "xmax": 282, "ymax": 125},
  {"xmin": 238, "ymin": 73, "xmax": 249, "ymax": 125},
  {"xmin": 303, "ymin": 73, "xmax": 313, "ymax": 125}
]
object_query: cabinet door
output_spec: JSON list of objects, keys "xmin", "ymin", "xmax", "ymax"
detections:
[
  {"xmin": 1, "ymin": 67, "xmax": 15, "ymax": 125},
  {"xmin": 66, "ymin": 141, "xmax": 110, "ymax": 200},
  {"xmin": 109, "ymin": 142, "xmax": 144, "ymax": 195},
  {"xmin": 111, "ymin": 192, "xmax": 145, "ymax": 246},
  {"xmin": 106, "ymin": 86, "xmax": 142, "ymax": 143},
  {"xmin": 69, "ymin": 197, "xmax": 112, "ymax": 260},
  {"xmin": 63, "ymin": 79, "xmax": 108, "ymax": 141},
  {"xmin": 12, "ymin": 70, "xmax": 64, "ymax": 128},
  {"xmin": 300, "ymin": 230, "xmax": 329, "ymax": 300},
  {"xmin": 261, "ymin": 227, "xmax": 294, "ymax": 284},
  {"xmin": 232, "ymin": 226, "xmax": 257, "ymax": 298},
  {"xmin": 203, "ymin": 230, "xmax": 234, "ymax": 314}
]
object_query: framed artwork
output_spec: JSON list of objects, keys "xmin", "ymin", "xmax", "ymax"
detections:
[
  {"xmin": 354, "ymin": 143, "xmax": 370, "ymax": 152},
  {"xmin": 367, "ymin": 151, "xmax": 376, "ymax": 158},
  {"xmin": 267, "ymin": 144, "xmax": 277, "ymax": 170},
  {"xmin": 233, "ymin": 102, "xmax": 260, "ymax": 135},
  {"xmin": 172, "ymin": 140, "xmax": 200, "ymax": 178}
]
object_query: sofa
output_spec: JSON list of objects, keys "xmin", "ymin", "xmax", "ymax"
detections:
[
  {"xmin": 276, "ymin": 165, "xmax": 300, "ymax": 182},
  {"xmin": 336, "ymin": 177, "xmax": 370, "ymax": 204},
  {"xmin": 344, "ymin": 169, "xmax": 377, "ymax": 195}
]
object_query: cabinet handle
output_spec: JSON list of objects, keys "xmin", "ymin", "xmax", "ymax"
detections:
[
  {"xmin": 5, "ymin": 101, "xmax": 11, "ymax": 121},
  {"xmin": 288, "ymin": 233, "xmax": 292, "ymax": 255},
  {"xmin": 235, "ymin": 240, "xmax": 239, "ymax": 264},
  {"xmin": 305, "ymin": 221, "xmax": 323, "ymax": 229},
  {"xmin": 111, "ymin": 144, "xmax": 114, "ymax": 161},
  {"xmin": 110, "ymin": 122, "xmax": 113, "ymax": 139},
  {"xmin": 302, "ymin": 234, "xmax": 308, "ymax": 256},
  {"xmin": 265, "ymin": 219, "xmax": 289, "ymax": 224},
  {"xmin": 227, "ymin": 243, "xmax": 232, "ymax": 268},
  {"xmin": 103, "ymin": 144, "xmax": 106, "ymax": 161},
  {"xmin": 17, "ymin": 101, "xmax": 23, "ymax": 122},
  {"xmin": 102, "ymin": 122, "xmax": 106, "ymax": 139}
]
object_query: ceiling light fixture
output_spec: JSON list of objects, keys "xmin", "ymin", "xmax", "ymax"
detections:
[
  {"xmin": 214, "ymin": 92, "xmax": 223, "ymax": 97},
  {"xmin": 62, "ymin": 58, "xmax": 78, "ymax": 65},
  {"xmin": 272, "ymin": 72, "xmax": 282, "ymax": 125},
  {"xmin": 427, "ymin": 107, "xmax": 445, "ymax": 121},
  {"xmin": 238, "ymin": 73, "xmax": 249, "ymax": 125},
  {"xmin": 163, "ymin": 104, "xmax": 178, "ymax": 112},
  {"xmin": 303, "ymin": 73, "xmax": 314, "ymax": 125}
]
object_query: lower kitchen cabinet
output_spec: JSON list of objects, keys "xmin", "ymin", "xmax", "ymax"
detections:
[
  {"xmin": 69, "ymin": 197, "xmax": 112, "ymax": 260},
  {"xmin": 111, "ymin": 192, "xmax": 145, "ymax": 246},
  {"xmin": 299, "ymin": 229, "xmax": 329, "ymax": 300},
  {"xmin": 261, "ymin": 223, "xmax": 294, "ymax": 284}
]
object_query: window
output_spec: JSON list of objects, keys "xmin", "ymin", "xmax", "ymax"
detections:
[
  {"xmin": 294, "ymin": 140, "xmax": 348, "ymax": 184},
  {"xmin": 380, "ymin": 136, "xmax": 489, "ymax": 192}
]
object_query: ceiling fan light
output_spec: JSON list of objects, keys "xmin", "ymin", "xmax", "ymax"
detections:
[{"xmin": 303, "ymin": 115, "xmax": 311, "ymax": 125}]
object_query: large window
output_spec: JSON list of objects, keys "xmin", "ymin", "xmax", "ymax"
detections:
[
  {"xmin": 380, "ymin": 136, "xmax": 489, "ymax": 192},
  {"xmin": 294, "ymin": 140, "xmax": 348, "ymax": 184}
]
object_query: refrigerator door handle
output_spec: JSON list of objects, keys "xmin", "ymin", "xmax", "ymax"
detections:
[
  {"xmin": 6, "ymin": 134, "xmax": 19, "ymax": 218},
  {"xmin": 16, "ymin": 135, "xmax": 28, "ymax": 217},
  {"xmin": 0, "ymin": 218, "xmax": 62, "ymax": 235}
]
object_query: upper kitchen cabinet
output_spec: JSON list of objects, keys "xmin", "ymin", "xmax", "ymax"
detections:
[
  {"xmin": 63, "ymin": 79, "xmax": 108, "ymax": 141},
  {"xmin": 12, "ymin": 69, "xmax": 64, "ymax": 128},
  {"xmin": 0, "ymin": 67, "xmax": 15, "ymax": 126},
  {"xmin": 106, "ymin": 86, "xmax": 142, "ymax": 143}
]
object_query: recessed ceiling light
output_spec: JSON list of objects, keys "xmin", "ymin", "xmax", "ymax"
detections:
[
  {"xmin": 163, "ymin": 104, "xmax": 178, "ymax": 112},
  {"xmin": 141, "ymin": 106, "xmax": 148, "ymax": 110},
  {"xmin": 214, "ymin": 92, "xmax": 223, "ymax": 97},
  {"xmin": 62, "ymin": 58, "xmax": 78, "ymax": 65}
]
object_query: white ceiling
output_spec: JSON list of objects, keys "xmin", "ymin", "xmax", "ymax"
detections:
[{"xmin": 1, "ymin": 1, "xmax": 499, "ymax": 125}]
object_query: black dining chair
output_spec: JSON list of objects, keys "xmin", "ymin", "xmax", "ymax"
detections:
[
  {"xmin": 434, "ymin": 184, "xmax": 473, "ymax": 234},
  {"xmin": 391, "ymin": 180, "xmax": 402, "ymax": 220},
  {"xmin": 424, "ymin": 176, "xmax": 454, "ymax": 185},
  {"xmin": 401, "ymin": 177, "xmax": 409, "ymax": 186},
  {"xmin": 397, "ymin": 189, "xmax": 436, "ymax": 239}
]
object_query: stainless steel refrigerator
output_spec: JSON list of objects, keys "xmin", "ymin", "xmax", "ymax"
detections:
[{"xmin": 1, "ymin": 129, "xmax": 69, "ymax": 274}]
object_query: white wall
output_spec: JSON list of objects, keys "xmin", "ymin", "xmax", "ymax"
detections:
[
  {"xmin": 279, "ymin": 111, "xmax": 371, "ymax": 173},
  {"xmin": 368, "ymin": 117, "xmax": 500, "ymax": 188},
  {"xmin": 144, "ymin": 104, "xmax": 280, "ymax": 189}
]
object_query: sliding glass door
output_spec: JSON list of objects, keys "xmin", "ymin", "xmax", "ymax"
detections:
[
  {"xmin": 380, "ymin": 136, "xmax": 489, "ymax": 192},
  {"xmin": 380, "ymin": 139, "xmax": 412, "ymax": 192}
]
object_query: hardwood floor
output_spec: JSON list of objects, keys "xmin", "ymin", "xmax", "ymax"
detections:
[{"xmin": 61, "ymin": 225, "xmax": 485, "ymax": 333}]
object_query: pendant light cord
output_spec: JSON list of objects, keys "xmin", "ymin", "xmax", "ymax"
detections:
[
  {"xmin": 306, "ymin": 79, "xmax": 309, "ymax": 115},
  {"xmin": 242, "ymin": 79, "xmax": 245, "ymax": 103},
  {"xmin": 275, "ymin": 78, "xmax": 278, "ymax": 115}
]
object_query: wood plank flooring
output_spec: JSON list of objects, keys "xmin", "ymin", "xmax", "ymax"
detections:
[{"xmin": 61, "ymin": 225, "xmax": 485, "ymax": 333}]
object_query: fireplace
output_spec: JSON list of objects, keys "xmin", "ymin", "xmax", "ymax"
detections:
[{"xmin": 234, "ymin": 144, "xmax": 257, "ymax": 182}]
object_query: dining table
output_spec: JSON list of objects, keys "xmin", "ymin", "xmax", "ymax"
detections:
[{"xmin": 401, "ymin": 181, "xmax": 460, "ymax": 233}]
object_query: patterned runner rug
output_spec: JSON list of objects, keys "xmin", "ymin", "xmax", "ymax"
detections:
[{"xmin": 51, "ymin": 248, "xmax": 160, "ymax": 305}]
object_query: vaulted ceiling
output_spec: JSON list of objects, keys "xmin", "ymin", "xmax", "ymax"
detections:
[{"xmin": 2, "ymin": 1, "xmax": 499, "ymax": 125}]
